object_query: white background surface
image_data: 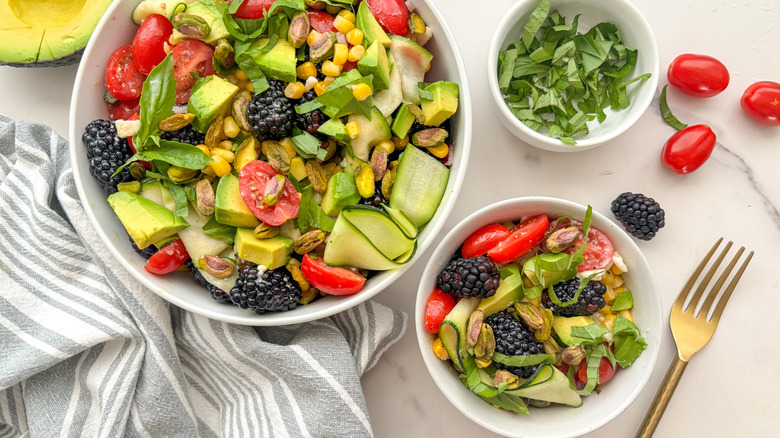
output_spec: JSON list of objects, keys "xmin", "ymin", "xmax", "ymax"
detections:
[{"xmin": 1, "ymin": 0, "xmax": 779, "ymax": 436}]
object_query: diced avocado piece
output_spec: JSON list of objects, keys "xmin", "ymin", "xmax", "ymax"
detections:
[
  {"xmin": 107, "ymin": 191, "xmax": 189, "ymax": 250},
  {"xmin": 389, "ymin": 145, "xmax": 449, "ymax": 228},
  {"xmin": 249, "ymin": 38, "xmax": 297, "ymax": 83},
  {"xmin": 320, "ymin": 173, "xmax": 361, "ymax": 217},
  {"xmin": 357, "ymin": 41, "xmax": 391, "ymax": 91},
  {"xmin": 552, "ymin": 315, "xmax": 596, "ymax": 346},
  {"xmin": 421, "ymin": 81, "xmax": 459, "ymax": 127},
  {"xmin": 355, "ymin": 1, "xmax": 390, "ymax": 48},
  {"xmin": 506, "ymin": 366, "xmax": 582, "ymax": 407},
  {"xmin": 348, "ymin": 107, "xmax": 391, "ymax": 161},
  {"xmin": 477, "ymin": 274, "xmax": 524, "ymax": 316},
  {"xmin": 391, "ymin": 103, "xmax": 416, "ymax": 138},
  {"xmin": 500, "ymin": 264, "xmax": 521, "ymax": 279},
  {"xmin": 340, "ymin": 149, "xmax": 365, "ymax": 175},
  {"xmin": 188, "ymin": 75, "xmax": 239, "ymax": 133},
  {"xmin": 316, "ymin": 70, "xmax": 375, "ymax": 118},
  {"xmin": 234, "ymin": 228, "xmax": 293, "ymax": 269},
  {"xmin": 215, "ymin": 173, "xmax": 261, "ymax": 228},
  {"xmin": 388, "ymin": 35, "xmax": 433, "ymax": 104},
  {"xmin": 317, "ymin": 119, "xmax": 351, "ymax": 145},
  {"xmin": 234, "ymin": 138, "xmax": 260, "ymax": 173},
  {"xmin": 170, "ymin": 1, "xmax": 231, "ymax": 45}
]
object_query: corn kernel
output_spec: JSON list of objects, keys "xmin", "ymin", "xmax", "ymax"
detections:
[
  {"xmin": 296, "ymin": 61, "xmax": 318, "ymax": 80},
  {"xmin": 602, "ymin": 271, "xmax": 615, "ymax": 286},
  {"xmin": 345, "ymin": 121, "xmax": 360, "ymax": 139},
  {"xmin": 322, "ymin": 76, "xmax": 336, "ymax": 87},
  {"xmin": 290, "ymin": 156, "xmax": 307, "ymax": 181},
  {"xmin": 346, "ymin": 28, "xmax": 364, "ymax": 46},
  {"xmin": 613, "ymin": 286, "xmax": 626, "ymax": 295},
  {"xmin": 618, "ymin": 309, "xmax": 634, "ymax": 323},
  {"xmin": 196, "ymin": 144, "xmax": 210, "ymax": 156},
  {"xmin": 307, "ymin": 30, "xmax": 321, "ymax": 47},
  {"xmin": 603, "ymin": 286, "xmax": 617, "ymax": 304},
  {"xmin": 223, "ymin": 117, "xmax": 240, "ymax": 138},
  {"xmin": 529, "ymin": 297, "xmax": 542, "ymax": 307},
  {"xmin": 207, "ymin": 156, "xmax": 231, "ymax": 177},
  {"xmin": 427, "ymin": 143, "xmax": 449, "ymax": 159},
  {"xmin": 333, "ymin": 44, "xmax": 348, "ymax": 65},
  {"xmin": 603, "ymin": 314, "xmax": 617, "ymax": 330},
  {"xmin": 285, "ymin": 81, "xmax": 306, "ymax": 99},
  {"xmin": 218, "ymin": 140, "xmax": 234, "ymax": 151},
  {"xmin": 610, "ymin": 265, "xmax": 623, "ymax": 275},
  {"xmin": 611, "ymin": 275, "xmax": 624, "ymax": 288},
  {"xmin": 351, "ymin": 83, "xmax": 372, "ymax": 101},
  {"xmin": 432, "ymin": 337, "xmax": 449, "ymax": 360},
  {"xmin": 347, "ymin": 44, "xmax": 365, "ymax": 62},
  {"xmin": 333, "ymin": 15, "xmax": 355, "ymax": 34},
  {"xmin": 201, "ymin": 166, "xmax": 216, "ymax": 177},
  {"xmin": 240, "ymin": 80, "xmax": 253, "ymax": 92},
  {"xmin": 246, "ymin": 81, "xmax": 255, "ymax": 93},
  {"xmin": 313, "ymin": 81, "xmax": 328, "ymax": 96},
  {"xmin": 278, "ymin": 138, "xmax": 298, "ymax": 159},
  {"xmin": 211, "ymin": 148, "xmax": 235, "ymax": 164},
  {"xmin": 234, "ymin": 69, "xmax": 248, "ymax": 81},
  {"xmin": 375, "ymin": 139, "xmax": 395, "ymax": 154},
  {"xmin": 321, "ymin": 60, "xmax": 342, "ymax": 77},
  {"xmin": 598, "ymin": 305, "xmax": 613, "ymax": 315},
  {"xmin": 409, "ymin": 13, "xmax": 426, "ymax": 35},
  {"xmin": 337, "ymin": 9, "xmax": 355, "ymax": 22}
]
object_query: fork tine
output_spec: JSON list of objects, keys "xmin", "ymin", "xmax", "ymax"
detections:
[
  {"xmin": 682, "ymin": 240, "xmax": 733, "ymax": 313},
  {"xmin": 708, "ymin": 250, "xmax": 754, "ymax": 323},
  {"xmin": 673, "ymin": 237, "xmax": 723, "ymax": 312},
  {"xmin": 698, "ymin": 246, "xmax": 745, "ymax": 318}
]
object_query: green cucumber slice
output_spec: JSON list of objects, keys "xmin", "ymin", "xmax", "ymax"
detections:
[
  {"xmin": 381, "ymin": 205, "xmax": 418, "ymax": 239},
  {"xmin": 341, "ymin": 206, "xmax": 414, "ymax": 260},
  {"xmin": 389, "ymin": 145, "xmax": 450, "ymax": 228},
  {"xmin": 506, "ymin": 366, "xmax": 583, "ymax": 407},
  {"xmin": 438, "ymin": 297, "xmax": 481, "ymax": 373}
]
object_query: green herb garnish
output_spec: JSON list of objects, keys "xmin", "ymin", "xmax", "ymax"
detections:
[
  {"xmin": 660, "ymin": 84, "xmax": 688, "ymax": 130},
  {"xmin": 610, "ymin": 289, "xmax": 634, "ymax": 311}
]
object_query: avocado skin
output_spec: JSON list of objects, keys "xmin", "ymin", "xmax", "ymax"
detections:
[{"xmin": 0, "ymin": 49, "xmax": 83, "ymax": 67}]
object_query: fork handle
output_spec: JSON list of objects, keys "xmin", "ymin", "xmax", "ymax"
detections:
[{"xmin": 635, "ymin": 356, "xmax": 689, "ymax": 438}]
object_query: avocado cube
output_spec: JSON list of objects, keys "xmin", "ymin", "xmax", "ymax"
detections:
[
  {"xmin": 235, "ymin": 229, "xmax": 293, "ymax": 270},
  {"xmin": 356, "ymin": 1, "xmax": 390, "ymax": 48},
  {"xmin": 477, "ymin": 274, "xmax": 524, "ymax": 316},
  {"xmin": 107, "ymin": 191, "xmax": 189, "ymax": 250},
  {"xmin": 552, "ymin": 316, "xmax": 597, "ymax": 346},
  {"xmin": 321, "ymin": 173, "xmax": 361, "ymax": 217},
  {"xmin": 391, "ymin": 103, "xmax": 416, "ymax": 138},
  {"xmin": 249, "ymin": 38, "xmax": 297, "ymax": 83},
  {"xmin": 188, "ymin": 75, "xmax": 239, "ymax": 133},
  {"xmin": 357, "ymin": 41, "xmax": 391, "ymax": 91},
  {"xmin": 171, "ymin": 2, "xmax": 230, "ymax": 45},
  {"xmin": 317, "ymin": 119, "xmax": 351, "ymax": 145},
  {"xmin": 215, "ymin": 173, "xmax": 261, "ymax": 228},
  {"xmin": 421, "ymin": 81, "xmax": 459, "ymax": 127}
]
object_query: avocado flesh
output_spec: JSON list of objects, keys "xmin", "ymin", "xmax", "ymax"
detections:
[
  {"xmin": 357, "ymin": 41, "xmax": 391, "ymax": 91},
  {"xmin": 477, "ymin": 274, "xmax": 524, "ymax": 316},
  {"xmin": 356, "ymin": 1, "xmax": 390, "ymax": 48},
  {"xmin": 108, "ymin": 191, "xmax": 190, "ymax": 250},
  {"xmin": 215, "ymin": 173, "xmax": 261, "ymax": 229},
  {"xmin": 321, "ymin": 172, "xmax": 361, "ymax": 217},
  {"xmin": 249, "ymin": 38, "xmax": 297, "ymax": 83},
  {"xmin": 188, "ymin": 75, "xmax": 240, "ymax": 133},
  {"xmin": 171, "ymin": 1, "xmax": 230, "ymax": 45},
  {"xmin": 234, "ymin": 229, "xmax": 293, "ymax": 270},
  {"xmin": 552, "ymin": 315, "xmax": 596, "ymax": 346},
  {"xmin": 421, "ymin": 81, "xmax": 459, "ymax": 127},
  {"xmin": 0, "ymin": 0, "xmax": 113, "ymax": 66}
]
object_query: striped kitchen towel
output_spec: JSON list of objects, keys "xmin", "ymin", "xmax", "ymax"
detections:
[{"xmin": 0, "ymin": 114, "xmax": 407, "ymax": 437}]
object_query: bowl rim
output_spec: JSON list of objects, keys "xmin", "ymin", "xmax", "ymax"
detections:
[
  {"xmin": 67, "ymin": 0, "xmax": 473, "ymax": 325},
  {"xmin": 486, "ymin": 0, "xmax": 660, "ymax": 152},
  {"xmin": 415, "ymin": 196, "xmax": 663, "ymax": 437}
]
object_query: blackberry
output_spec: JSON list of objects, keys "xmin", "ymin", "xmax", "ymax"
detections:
[
  {"xmin": 247, "ymin": 80, "xmax": 295, "ymax": 140},
  {"xmin": 160, "ymin": 125, "xmax": 206, "ymax": 146},
  {"xmin": 611, "ymin": 192, "xmax": 665, "ymax": 241},
  {"xmin": 296, "ymin": 90, "xmax": 328, "ymax": 135},
  {"xmin": 185, "ymin": 260, "xmax": 231, "ymax": 304},
  {"xmin": 542, "ymin": 278, "xmax": 606, "ymax": 316},
  {"xmin": 82, "ymin": 119, "xmax": 134, "ymax": 194},
  {"xmin": 436, "ymin": 255, "xmax": 500, "ymax": 299},
  {"xmin": 486, "ymin": 310, "xmax": 545, "ymax": 379},
  {"xmin": 359, "ymin": 182, "xmax": 388, "ymax": 207},
  {"xmin": 130, "ymin": 236, "xmax": 156, "ymax": 259},
  {"xmin": 229, "ymin": 264, "xmax": 301, "ymax": 314}
]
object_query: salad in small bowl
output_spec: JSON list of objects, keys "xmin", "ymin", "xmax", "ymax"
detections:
[{"xmin": 416, "ymin": 197, "xmax": 661, "ymax": 437}]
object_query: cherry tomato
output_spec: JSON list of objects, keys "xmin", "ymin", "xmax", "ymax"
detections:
[
  {"xmin": 740, "ymin": 81, "xmax": 780, "ymax": 126},
  {"xmin": 238, "ymin": 160, "xmax": 300, "ymax": 226},
  {"xmin": 131, "ymin": 14, "xmax": 174, "ymax": 75},
  {"xmin": 667, "ymin": 53, "xmax": 729, "ymax": 98},
  {"xmin": 308, "ymin": 10, "xmax": 337, "ymax": 33},
  {"xmin": 301, "ymin": 253, "xmax": 366, "ymax": 295},
  {"xmin": 233, "ymin": 0, "xmax": 276, "ymax": 19},
  {"xmin": 144, "ymin": 239, "xmax": 189, "ymax": 275},
  {"xmin": 424, "ymin": 288, "xmax": 456, "ymax": 333},
  {"xmin": 661, "ymin": 124, "xmax": 717, "ymax": 174},
  {"xmin": 487, "ymin": 215, "xmax": 549, "ymax": 264},
  {"xmin": 342, "ymin": 60, "xmax": 358, "ymax": 72},
  {"xmin": 171, "ymin": 39, "xmax": 216, "ymax": 104},
  {"xmin": 109, "ymin": 98, "xmax": 140, "ymax": 120},
  {"xmin": 105, "ymin": 44, "xmax": 146, "ymax": 101},
  {"xmin": 577, "ymin": 356, "xmax": 617, "ymax": 386},
  {"xmin": 461, "ymin": 224, "xmax": 510, "ymax": 258},
  {"xmin": 365, "ymin": 0, "xmax": 410, "ymax": 36}
]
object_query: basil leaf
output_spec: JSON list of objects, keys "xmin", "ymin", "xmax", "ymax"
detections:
[
  {"xmin": 291, "ymin": 131, "xmax": 328, "ymax": 160},
  {"xmin": 203, "ymin": 216, "xmax": 237, "ymax": 245},
  {"xmin": 610, "ymin": 289, "xmax": 634, "ymax": 311},
  {"xmin": 417, "ymin": 82, "xmax": 434, "ymax": 101},
  {"xmin": 295, "ymin": 100, "xmax": 323, "ymax": 115},
  {"xmin": 136, "ymin": 139, "xmax": 213, "ymax": 170},
  {"xmin": 570, "ymin": 323, "xmax": 610, "ymax": 344},
  {"xmin": 165, "ymin": 181, "xmax": 189, "ymax": 217},
  {"xmin": 660, "ymin": 84, "xmax": 688, "ymax": 130},
  {"xmin": 479, "ymin": 393, "xmax": 530, "ymax": 416},
  {"xmin": 492, "ymin": 352, "xmax": 552, "ymax": 367},
  {"xmin": 613, "ymin": 315, "xmax": 647, "ymax": 367},
  {"xmin": 575, "ymin": 344, "xmax": 607, "ymax": 396},
  {"xmin": 297, "ymin": 184, "xmax": 312, "ymax": 230},
  {"xmin": 522, "ymin": 0, "xmax": 549, "ymax": 49},
  {"xmin": 135, "ymin": 54, "xmax": 176, "ymax": 151},
  {"xmin": 308, "ymin": 200, "xmax": 335, "ymax": 232},
  {"xmin": 498, "ymin": 47, "xmax": 519, "ymax": 92},
  {"xmin": 235, "ymin": 41, "xmax": 270, "ymax": 94}
]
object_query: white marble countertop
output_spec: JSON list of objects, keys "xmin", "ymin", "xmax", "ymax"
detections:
[{"xmin": 1, "ymin": 0, "xmax": 778, "ymax": 436}]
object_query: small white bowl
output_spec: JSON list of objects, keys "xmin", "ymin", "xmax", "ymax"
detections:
[
  {"xmin": 68, "ymin": 0, "xmax": 472, "ymax": 326},
  {"xmin": 487, "ymin": 0, "xmax": 659, "ymax": 152},
  {"xmin": 415, "ymin": 197, "xmax": 662, "ymax": 437}
]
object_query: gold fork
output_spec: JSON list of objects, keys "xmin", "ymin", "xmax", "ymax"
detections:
[{"xmin": 636, "ymin": 238, "xmax": 753, "ymax": 438}]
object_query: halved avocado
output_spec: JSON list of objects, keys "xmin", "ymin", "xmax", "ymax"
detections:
[{"xmin": 0, "ymin": 0, "xmax": 113, "ymax": 67}]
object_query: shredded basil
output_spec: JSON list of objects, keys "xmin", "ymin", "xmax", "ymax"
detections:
[
  {"xmin": 610, "ymin": 289, "xmax": 634, "ymax": 311},
  {"xmin": 492, "ymin": 352, "xmax": 553, "ymax": 367},
  {"xmin": 660, "ymin": 84, "xmax": 689, "ymax": 130},
  {"xmin": 203, "ymin": 216, "xmax": 237, "ymax": 245},
  {"xmin": 612, "ymin": 315, "xmax": 647, "ymax": 367}
]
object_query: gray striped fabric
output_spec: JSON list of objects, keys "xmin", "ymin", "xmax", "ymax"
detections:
[{"xmin": 0, "ymin": 114, "xmax": 407, "ymax": 437}]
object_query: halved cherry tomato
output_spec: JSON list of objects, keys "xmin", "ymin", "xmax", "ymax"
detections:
[
  {"xmin": 105, "ymin": 44, "xmax": 146, "ymax": 101},
  {"xmin": 238, "ymin": 160, "xmax": 300, "ymax": 226},
  {"xmin": 109, "ymin": 98, "xmax": 140, "ymax": 120},
  {"xmin": 365, "ymin": 0, "xmax": 410, "ymax": 36},
  {"xmin": 301, "ymin": 253, "xmax": 366, "ymax": 295},
  {"xmin": 131, "ymin": 14, "xmax": 174, "ymax": 74},
  {"xmin": 487, "ymin": 215, "xmax": 549, "ymax": 264},
  {"xmin": 577, "ymin": 356, "xmax": 617, "ymax": 386},
  {"xmin": 144, "ymin": 239, "xmax": 189, "ymax": 275},
  {"xmin": 667, "ymin": 53, "xmax": 729, "ymax": 98},
  {"xmin": 424, "ymin": 288, "xmax": 456, "ymax": 333},
  {"xmin": 308, "ymin": 9, "xmax": 337, "ymax": 33},
  {"xmin": 740, "ymin": 81, "xmax": 780, "ymax": 126},
  {"xmin": 342, "ymin": 60, "xmax": 358, "ymax": 72},
  {"xmin": 171, "ymin": 39, "xmax": 216, "ymax": 104},
  {"xmin": 461, "ymin": 224, "xmax": 510, "ymax": 258},
  {"xmin": 233, "ymin": 0, "xmax": 276, "ymax": 19},
  {"xmin": 661, "ymin": 124, "xmax": 717, "ymax": 174}
]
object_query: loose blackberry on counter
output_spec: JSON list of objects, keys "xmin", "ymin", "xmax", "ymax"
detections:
[
  {"xmin": 229, "ymin": 263, "xmax": 302, "ymax": 314},
  {"xmin": 247, "ymin": 80, "xmax": 295, "ymax": 140},
  {"xmin": 296, "ymin": 89, "xmax": 328, "ymax": 135},
  {"xmin": 611, "ymin": 192, "xmax": 665, "ymax": 241},
  {"xmin": 486, "ymin": 310, "xmax": 546, "ymax": 379},
  {"xmin": 82, "ymin": 119, "xmax": 134, "ymax": 194},
  {"xmin": 160, "ymin": 125, "xmax": 206, "ymax": 146},
  {"xmin": 437, "ymin": 255, "xmax": 500, "ymax": 299},
  {"xmin": 185, "ymin": 260, "xmax": 231, "ymax": 304},
  {"xmin": 542, "ymin": 278, "xmax": 606, "ymax": 317}
]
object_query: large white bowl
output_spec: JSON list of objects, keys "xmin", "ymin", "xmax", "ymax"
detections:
[
  {"xmin": 415, "ymin": 197, "xmax": 662, "ymax": 437},
  {"xmin": 487, "ymin": 0, "xmax": 659, "ymax": 152},
  {"xmin": 68, "ymin": 0, "xmax": 472, "ymax": 325}
]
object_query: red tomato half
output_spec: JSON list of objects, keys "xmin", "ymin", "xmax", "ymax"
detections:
[
  {"xmin": 365, "ymin": 0, "xmax": 410, "ymax": 36},
  {"xmin": 740, "ymin": 81, "xmax": 780, "ymax": 126},
  {"xmin": 308, "ymin": 10, "xmax": 337, "ymax": 33},
  {"xmin": 109, "ymin": 98, "xmax": 140, "ymax": 120},
  {"xmin": 171, "ymin": 39, "xmax": 216, "ymax": 104},
  {"xmin": 131, "ymin": 14, "xmax": 174, "ymax": 74},
  {"xmin": 233, "ymin": 0, "xmax": 276, "ymax": 19},
  {"xmin": 301, "ymin": 254, "xmax": 366, "ymax": 295},
  {"xmin": 461, "ymin": 224, "xmax": 510, "ymax": 258},
  {"xmin": 144, "ymin": 239, "xmax": 189, "ymax": 274},
  {"xmin": 424, "ymin": 288, "xmax": 456, "ymax": 333},
  {"xmin": 661, "ymin": 124, "xmax": 717, "ymax": 174},
  {"xmin": 105, "ymin": 44, "xmax": 146, "ymax": 101},
  {"xmin": 667, "ymin": 53, "xmax": 729, "ymax": 98},
  {"xmin": 577, "ymin": 356, "xmax": 616, "ymax": 386},
  {"xmin": 487, "ymin": 215, "xmax": 549, "ymax": 264},
  {"xmin": 238, "ymin": 160, "xmax": 300, "ymax": 226}
]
